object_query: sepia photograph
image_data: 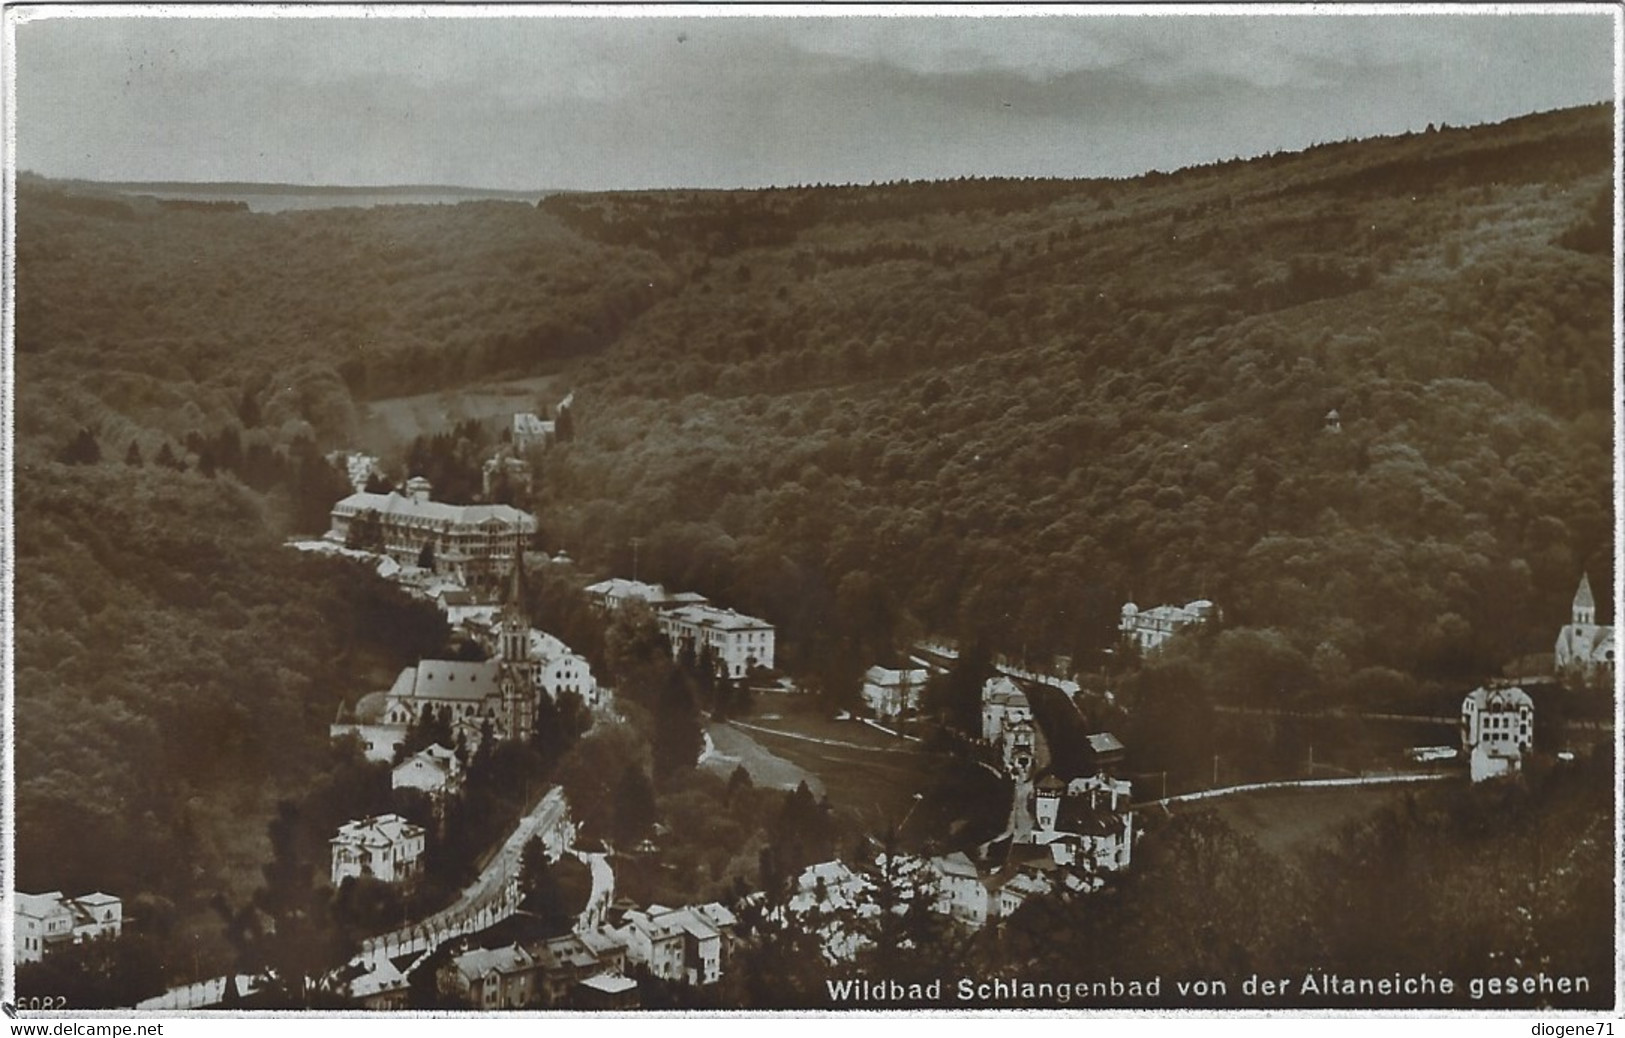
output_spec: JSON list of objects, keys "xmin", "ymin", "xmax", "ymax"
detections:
[{"xmin": 2, "ymin": 2, "xmax": 1619, "ymax": 1022}]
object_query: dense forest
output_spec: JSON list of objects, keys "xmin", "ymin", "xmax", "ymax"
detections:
[{"xmin": 11, "ymin": 103, "xmax": 1615, "ymax": 993}]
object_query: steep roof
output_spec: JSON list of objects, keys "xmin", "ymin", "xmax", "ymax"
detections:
[
  {"xmin": 1574, "ymin": 573, "xmax": 1596, "ymax": 610},
  {"xmin": 390, "ymin": 660, "xmax": 502, "ymax": 703}
]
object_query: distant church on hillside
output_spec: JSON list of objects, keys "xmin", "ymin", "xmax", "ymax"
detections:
[{"xmin": 1554, "ymin": 573, "xmax": 1615, "ymax": 687}]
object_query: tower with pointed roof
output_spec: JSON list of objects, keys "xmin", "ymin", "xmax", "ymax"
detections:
[
  {"xmin": 1572, "ymin": 573, "xmax": 1596, "ymax": 627},
  {"xmin": 498, "ymin": 552, "xmax": 535, "ymax": 740},
  {"xmin": 1555, "ymin": 572, "xmax": 1614, "ymax": 687}
]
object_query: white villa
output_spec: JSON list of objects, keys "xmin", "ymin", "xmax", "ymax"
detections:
[
  {"xmin": 330, "ymin": 814, "xmax": 426, "ymax": 886},
  {"xmin": 1461, "ymin": 685, "xmax": 1534, "ymax": 783},
  {"xmin": 861, "ymin": 665, "xmax": 928, "ymax": 721},
  {"xmin": 14, "ymin": 891, "xmax": 122, "ymax": 965},
  {"xmin": 1120, "ymin": 598, "xmax": 1217, "ymax": 652}
]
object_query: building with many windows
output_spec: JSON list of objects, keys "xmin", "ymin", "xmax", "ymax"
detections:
[
  {"xmin": 658, "ymin": 604, "xmax": 776, "ymax": 680},
  {"xmin": 1461, "ymin": 685, "xmax": 1534, "ymax": 782},
  {"xmin": 1119, "ymin": 598, "xmax": 1217, "ymax": 653},
  {"xmin": 327, "ymin": 477, "xmax": 536, "ymax": 591},
  {"xmin": 330, "ymin": 814, "xmax": 426, "ymax": 886},
  {"xmin": 14, "ymin": 891, "xmax": 122, "ymax": 965},
  {"xmin": 861, "ymin": 665, "xmax": 928, "ymax": 721}
]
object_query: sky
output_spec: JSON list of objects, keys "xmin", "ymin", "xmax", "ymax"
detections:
[{"xmin": 9, "ymin": 6, "xmax": 1619, "ymax": 191}]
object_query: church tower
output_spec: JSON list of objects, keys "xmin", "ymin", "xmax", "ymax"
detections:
[
  {"xmin": 498, "ymin": 553, "xmax": 534, "ymax": 740},
  {"xmin": 1573, "ymin": 573, "xmax": 1596, "ymax": 627}
]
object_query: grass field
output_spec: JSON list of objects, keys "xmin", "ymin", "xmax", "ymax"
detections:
[
  {"xmin": 729, "ymin": 715, "xmax": 946, "ymax": 833},
  {"xmin": 359, "ymin": 374, "xmax": 567, "ymax": 449},
  {"xmin": 1200, "ymin": 784, "xmax": 1411, "ymax": 860},
  {"xmin": 700, "ymin": 723, "xmax": 826, "ymax": 797}
]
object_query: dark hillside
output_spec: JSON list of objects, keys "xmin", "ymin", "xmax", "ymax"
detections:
[
  {"xmin": 9, "ymin": 106, "xmax": 1614, "ymax": 985},
  {"xmin": 536, "ymin": 105, "xmax": 1614, "ymax": 695}
]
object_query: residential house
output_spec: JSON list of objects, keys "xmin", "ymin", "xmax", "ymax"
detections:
[
  {"xmin": 1119, "ymin": 599, "xmax": 1217, "ymax": 653},
  {"xmin": 930, "ymin": 852, "xmax": 991, "ymax": 929},
  {"xmin": 522, "ymin": 629, "xmax": 599, "ymax": 708},
  {"xmin": 330, "ymin": 690, "xmax": 406, "ymax": 764},
  {"xmin": 1031, "ymin": 774, "xmax": 1135, "ymax": 876},
  {"xmin": 512, "ymin": 412, "xmax": 555, "ymax": 451},
  {"xmin": 981, "ymin": 676, "xmax": 1040, "ymax": 776},
  {"xmin": 577, "ymin": 929, "xmax": 629, "ymax": 976},
  {"xmin": 1461, "ymin": 685, "xmax": 1534, "ymax": 782},
  {"xmin": 862, "ymin": 665, "xmax": 928, "ymax": 721},
  {"xmin": 341, "ymin": 956, "xmax": 411, "ymax": 1010},
  {"xmin": 15, "ymin": 891, "xmax": 122, "ymax": 965},
  {"xmin": 391, "ymin": 744, "xmax": 462, "ymax": 797},
  {"xmin": 617, "ymin": 906, "xmax": 687, "ymax": 982},
  {"xmin": 330, "ymin": 814, "xmax": 426, "ymax": 886},
  {"xmin": 1555, "ymin": 573, "xmax": 1615, "ymax": 686},
  {"xmin": 531, "ymin": 934, "xmax": 602, "ymax": 1007},
  {"xmin": 441, "ymin": 943, "xmax": 536, "ymax": 1010},
  {"xmin": 583, "ymin": 578, "xmax": 705, "ymax": 613}
]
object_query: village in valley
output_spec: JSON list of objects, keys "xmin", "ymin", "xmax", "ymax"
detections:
[
  {"xmin": 9, "ymin": 15, "xmax": 1618, "ymax": 1014},
  {"xmin": 21, "ymin": 393, "xmax": 1612, "ymax": 1012}
]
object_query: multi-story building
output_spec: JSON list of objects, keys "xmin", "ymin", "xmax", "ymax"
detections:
[
  {"xmin": 14, "ymin": 891, "xmax": 122, "ymax": 965},
  {"xmin": 861, "ymin": 665, "xmax": 928, "ymax": 721},
  {"xmin": 1119, "ymin": 598, "xmax": 1217, "ymax": 653},
  {"xmin": 583, "ymin": 578, "xmax": 707, "ymax": 613},
  {"xmin": 1461, "ymin": 685, "xmax": 1534, "ymax": 782},
  {"xmin": 330, "ymin": 814, "xmax": 426, "ymax": 886},
  {"xmin": 585, "ymin": 578, "xmax": 774, "ymax": 679},
  {"xmin": 658, "ymin": 604, "xmax": 776, "ymax": 680},
  {"xmin": 441, "ymin": 944, "xmax": 536, "ymax": 1009},
  {"xmin": 327, "ymin": 477, "xmax": 536, "ymax": 590},
  {"xmin": 615, "ymin": 902, "xmax": 736, "ymax": 986}
]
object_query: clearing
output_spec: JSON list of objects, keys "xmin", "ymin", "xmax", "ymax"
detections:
[
  {"xmin": 359, "ymin": 374, "xmax": 567, "ymax": 448},
  {"xmin": 1201, "ymin": 784, "xmax": 1412, "ymax": 860}
]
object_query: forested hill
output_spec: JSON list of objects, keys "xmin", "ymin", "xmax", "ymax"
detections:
[
  {"xmin": 14, "ymin": 103, "xmax": 1616, "ymax": 703},
  {"xmin": 536, "ymin": 104, "xmax": 1616, "ymax": 697}
]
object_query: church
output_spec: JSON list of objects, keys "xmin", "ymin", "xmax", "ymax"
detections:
[
  {"xmin": 333, "ymin": 562, "xmax": 559, "ymax": 760},
  {"xmin": 1554, "ymin": 573, "xmax": 1614, "ymax": 687}
]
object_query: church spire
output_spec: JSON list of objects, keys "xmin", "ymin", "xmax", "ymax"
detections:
[{"xmin": 1573, "ymin": 573, "xmax": 1596, "ymax": 626}]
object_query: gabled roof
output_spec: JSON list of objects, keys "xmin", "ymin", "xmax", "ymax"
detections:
[
  {"xmin": 536, "ymin": 934, "xmax": 598, "ymax": 971},
  {"xmin": 932, "ymin": 851, "xmax": 980, "ymax": 879},
  {"xmin": 452, "ymin": 943, "xmax": 534, "ymax": 982},
  {"xmin": 694, "ymin": 902, "xmax": 738, "ymax": 930},
  {"xmin": 390, "ymin": 660, "xmax": 502, "ymax": 703}
]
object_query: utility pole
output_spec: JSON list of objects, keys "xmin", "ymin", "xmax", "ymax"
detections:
[
  {"xmin": 1212, "ymin": 753, "xmax": 1219, "ymax": 788},
  {"xmin": 630, "ymin": 537, "xmax": 642, "ymax": 582}
]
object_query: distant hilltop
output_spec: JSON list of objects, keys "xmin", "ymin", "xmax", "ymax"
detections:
[{"xmin": 15, "ymin": 172, "xmax": 566, "ymax": 212}]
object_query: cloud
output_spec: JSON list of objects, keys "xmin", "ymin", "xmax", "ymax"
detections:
[{"xmin": 12, "ymin": 9, "xmax": 1616, "ymax": 189}]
